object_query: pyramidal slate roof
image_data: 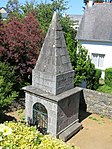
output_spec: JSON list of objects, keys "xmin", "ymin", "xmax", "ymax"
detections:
[
  {"xmin": 76, "ymin": 4, "xmax": 112, "ymax": 42},
  {"xmin": 32, "ymin": 12, "xmax": 74, "ymax": 95}
]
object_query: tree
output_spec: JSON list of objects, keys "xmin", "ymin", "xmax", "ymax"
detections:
[
  {"xmin": 84, "ymin": 0, "xmax": 104, "ymax": 5},
  {"xmin": 21, "ymin": 0, "xmax": 37, "ymax": 15},
  {"xmin": 21, "ymin": 0, "xmax": 68, "ymax": 32},
  {"xmin": 6, "ymin": 0, "xmax": 20, "ymax": 13},
  {"xmin": 0, "ymin": 13, "xmax": 2, "ymax": 20},
  {"xmin": 0, "ymin": 12, "xmax": 44, "ymax": 90},
  {"xmin": 4, "ymin": 0, "xmax": 100, "ymax": 90},
  {"xmin": 6, "ymin": 0, "xmax": 24, "ymax": 19},
  {"xmin": 74, "ymin": 44, "xmax": 96, "ymax": 88},
  {"xmin": 0, "ymin": 62, "xmax": 18, "ymax": 112},
  {"xmin": 94, "ymin": 0, "xmax": 104, "ymax": 2},
  {"xmin": 65, "ymin": 32, "xmax": 96, "ymax": 89}
]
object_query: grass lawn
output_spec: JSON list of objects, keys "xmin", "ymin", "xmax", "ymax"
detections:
[{"xmin": 97, "ymin": 84, "xmax": 112, "ymax": 94}]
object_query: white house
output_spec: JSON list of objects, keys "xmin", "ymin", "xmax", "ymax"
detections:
[
  {"xmin": 76, "ymin": 1, "xmax": 112, "ymax": 78},
  {"xmin": 0, "ymin": 7, "xmax": 8, "ymax": 20}
]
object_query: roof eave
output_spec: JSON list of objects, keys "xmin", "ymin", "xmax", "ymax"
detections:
[{"xmin": 77, "ymin": 38, "xmax": 112, "ymax": 43}]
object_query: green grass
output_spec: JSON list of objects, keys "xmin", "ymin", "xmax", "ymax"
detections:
[
  {"xmin": 88, "ymin": 116, "xmax": 104, "ymax": 124},
  {"xmin": 97, "ymin": 84, "xmax": 112, "ymax": 94},
  {"xmin": 97, "ymin": 78, "xmax": 112, "ymax": 94}
]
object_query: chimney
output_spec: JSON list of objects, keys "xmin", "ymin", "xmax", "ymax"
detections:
[{"xmin": 87, "ymin": 0, "xmax": 94, "ymax": 7}]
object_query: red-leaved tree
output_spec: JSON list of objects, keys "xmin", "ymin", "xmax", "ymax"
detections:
[{"xmin": 0, "ymin": 12, "xmax": 44, "ymax": 90}]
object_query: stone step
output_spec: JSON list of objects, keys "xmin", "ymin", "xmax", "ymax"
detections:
[{"xmin": 58, "ymin": 122, "xmax": 82, "ymax": 141}]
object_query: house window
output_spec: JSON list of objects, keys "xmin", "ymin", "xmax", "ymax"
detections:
[{"xmin": 91, "ymin": 53, "xmax": 105, "ymax": 68}]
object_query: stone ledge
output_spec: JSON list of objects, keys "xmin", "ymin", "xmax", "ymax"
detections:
[
  {"xmin": 58, "ymin": 122, "xmax": 82, "ymax": 141},
  {"xmin": 23, "ymin": 85, "xmax": 82, "ymax": 103}
]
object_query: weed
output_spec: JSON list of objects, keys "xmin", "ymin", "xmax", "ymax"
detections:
[
  {"xmin": 17, "ymin": 109, "xmax": 25, "ymax": 122},
  {"xmin": 100, "ymin": 114, "xmax": 105, "ymax": 118},
  {"xmin": 88, "ymin": 116, "xmax": 104, "ymax": 124}
]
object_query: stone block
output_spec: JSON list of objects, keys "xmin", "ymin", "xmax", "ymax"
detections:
[
  {"xmin": 60, "ymin": 48, "xmax": 66, "ymax": 56},
  {"xmin": 58, "ymin": 122, "xmax": 82, "ymax": 141},
  {"xmin": 62, "ymin": 55, "xmax": 69, "ymax": 64}
]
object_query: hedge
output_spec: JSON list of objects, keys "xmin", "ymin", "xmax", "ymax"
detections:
[
  {"xmin": 105, "ymin": 68, "xmax": 112, "ymax": 87},
  {"xmin": 93, "ymin": 69, "xmax": 102, "ymax": 90}
]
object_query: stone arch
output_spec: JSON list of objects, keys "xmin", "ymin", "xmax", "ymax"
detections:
[{"xmin": 33, "ymin": 102, "xmax": 48, "ymax": 134}]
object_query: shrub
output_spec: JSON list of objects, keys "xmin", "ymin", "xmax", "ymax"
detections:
[
  {"xmin": 92, "ymin": 69, "xmax": 102, "ymax": 90},
  {"xmin": 0, "ymin": 12, "xmax": 44, "ymax": 91},
  {"xmin": 0, "ymin": 122, "xmax": 42, "ymax": 148},
  {"xmin": 73, "ymin": 44, "xmax": 96, "ymax": 89},
  {"xmin": 0, "ymin": 121, "xmax": 79, "ymax": 149},
  {"xmin": 97, "ymin": 84, "xmax": 112, "ymax": 94},
  {"xmin": 0, "ymin": 62, "xmax": 18, "ymax": 112},
  {"xmin": 105, "ymin": 68, "xmax": 112, "ymax": 87},
  {"xmin": 38, "ymin": 135, "xmax": 78, "ymax": 149}
]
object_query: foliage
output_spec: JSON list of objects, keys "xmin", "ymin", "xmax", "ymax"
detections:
[
  {"xmin": 67, "ymin": 42, "xmax": 96, "ymax": 89},
  {"xmin": 38, "ymin": 135, "xmax": 78, "ymax": 149},
  {"xmin": 4, "ymin": 0, "xmax": 99, "ymax": 90},
  {"xmin": 0, "ymin": 13, "xmax": 2, "ymax": 20},
  {"xmin": 92, "ymin": 69, "xmax": 102, "ymax": 90},
  {"xmin": 0, "ymin": 121, "xmax": 79, "ymax": 149},
  {"xmin": 97, "ymin": 84, "xmax": 112, "ymax": 94},
  {"xmin": 6, "ymin": 0, "xmax": 20, "ymax": 14},
  {"xmin": 83, "ymin": 0, "xmax": 89, "ymax": 5},
  {"xmin": 20, "ymin": 0, "xmax": 37, "ymax": 17},
  {"xmin": 0, "ymin": 12, "xmax": 44, "ymax": 90},
  {"xmin": 84, "ymin": 0, "xmax": 104, "ymax": 5},
  {"xmin": 0, "ymin": 122, "xmax": 42, "ymax": 148},
  {"xmin": 97, "ymin": 68, "xmax": 112, "ymax": 94},
  {"xmin": 35, "ymin": 2, "xmax": 54, "ymax": 32},
  {"xmin": 65, "ymin": 32, "xmax": 100, "ymax": 90},
  {"xmin": 105, "ymin": 68, "xmax": 112, "ymax": 87},
  {"xmin": 17, "ymin": 109, "xmax": 25, "ymax": 122},
  {"xmin": 21, "ymin": 0, "xmax": 68, "ymax": 32},
  {"xmin": 0, "ymin": 62, "xmax": 18, "ymax": 112},
  {"xmin": 94, "ymin": 0, "xmax": 104, "ymax": 2}
]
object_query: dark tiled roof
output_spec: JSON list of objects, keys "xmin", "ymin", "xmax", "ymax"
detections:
[{"xmin": 76, "ymin": 4, "xmax": 112, "ymax": 42}]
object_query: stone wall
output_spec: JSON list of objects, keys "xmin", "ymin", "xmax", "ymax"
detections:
[{"xmin": 80, "ymin": 88, "xmax": 112, "ymax": 119}]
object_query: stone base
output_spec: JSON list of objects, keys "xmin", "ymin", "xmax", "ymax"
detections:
[
  {"xmin": 23, "ymin": 85, "xmax": 82, "ymax": 138},
  {"xmin": 58, "ymin": 122, "xmax": 82, "ymax": 141}
]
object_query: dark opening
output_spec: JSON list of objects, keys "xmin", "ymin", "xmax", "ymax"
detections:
[{"xmin": 33, "ymin": 102, "xmax": 48, "ymax": 134}]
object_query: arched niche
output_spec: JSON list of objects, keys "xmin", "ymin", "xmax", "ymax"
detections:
[{"xmin": 33, "ymin": 102, "xmax": 48, "ymax": 134}]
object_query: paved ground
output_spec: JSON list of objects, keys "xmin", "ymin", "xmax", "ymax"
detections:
[{"xmin": 67, "ymin": 113, "xmax": 112, "ymax": 149}]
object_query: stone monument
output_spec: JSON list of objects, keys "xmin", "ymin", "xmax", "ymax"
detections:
[{"xmin": 23, "ymin": 12, "xmax": 82, "ymax": 141}]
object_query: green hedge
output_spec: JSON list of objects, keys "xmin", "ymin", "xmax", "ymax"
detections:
[
  {"xmin": 0, "ymin": 62, "xmax": 18, "ymax": 112},
  {"xmin": 105, "ymin": 68, "xmax": 112, "ymax": 87},
  {"xmin": 97, "ymin": 84, "xmax": 112, "ymax": 94},
  {"xmin": 93, "ymin": 69, "xmax": 102, "ymax": 90}
]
